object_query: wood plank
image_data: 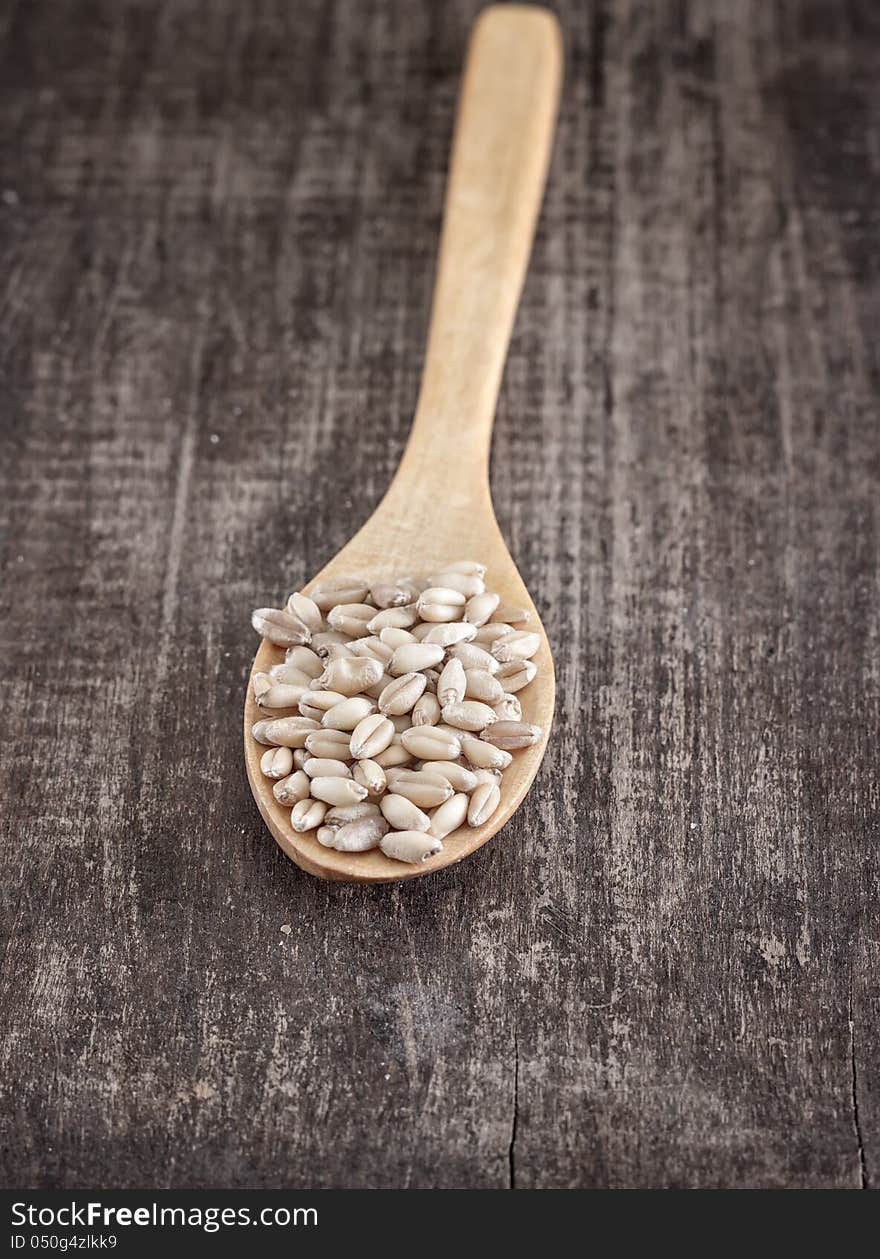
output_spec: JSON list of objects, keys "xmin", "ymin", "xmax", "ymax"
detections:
[{"xmin": 0, "ymin": 0, "xmax": 876, "ymax": 1188}]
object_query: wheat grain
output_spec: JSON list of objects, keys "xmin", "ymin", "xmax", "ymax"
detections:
[
  {"xmin": 440, "ymin": 700, "xmax": 497, "ymax": 732},
  {"xmin": 378, "ymin": 671, "xmax": 427, "ymax": 716},
  {"xmin": 388, "ymin": 772, "xmax": 454, "ymax": 809},
  {"xmin": 252, "ymin": 716, "xmax": 320, "ymax": 747},
  {"xmin": 353, "ymin": 759, "xmax": 387, "ymax": 795},
  {"xmin": 290, "ymin": 798, "xmax": 328, "ymax": 832},
  {"xmin": 411, "ymin": 693, "xmax": 442, "ymax": 727},
  {"xmin": 329, "ymin": 814, "xmax": 389, "ymax": 852},
  {"xmin": 311, "ymin": 577, "xmax": 369, "ymax": 612},
  {"xmin": 379, "ymin": 831, "xmax": 443, "ymax": 863},
  {"xmin": 303, "ymin": 758, "xmax": 352, "ymax": 779},
  {"xmin": 273, "ymin": 770, "xmax": 311, "ymax": 806},
  {"xmin": 286, "ymin": 591, "xmax": 323, "ymax": 633},
  {"xmin": 309, "ymin": 776, "xmax": 370, "ymax": 807},
  {"xmin": 251, "ymin": 607, "xmax": 311, "ymax": 647},
  {"xmin": 480, "ymin": 720, "xmax": 542, "ymax": 750},
  {"xmin": 379, "ymin": 794, "xmax": 431, "ymax": 832},
  {"xmin": 399, "ymin": 726, "xmax": 462, "ymax": 761},
  {"xmin": 250, "ymin": 562, "xmax": 548, "ymax": 867},
  {"xmin": 427, "ymin": 793, "xmax": 470, "ymax": 839},
  {"xmin": 260, "ymin": 746, "xmax": 294, "ymax": 779},
  {"xmin": 320, "ymin": 696, "xmax": 377, "ymax": 731},
  {"xmin": 467, "ymin": 781, "xmax": 501, "ymax": 827},
  {"xmin": 437, "ymin": 657, "xmax": 466, "ymax": 706},
  {"xmin": 349, "ymin": 713, "xmax": 396, "ymax": 759}
]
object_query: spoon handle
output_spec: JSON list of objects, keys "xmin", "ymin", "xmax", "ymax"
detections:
[{"xmin": 395, "ymin": 5, "xmax": 562, "ymax": 501}]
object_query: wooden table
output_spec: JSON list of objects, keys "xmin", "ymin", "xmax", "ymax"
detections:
[{"xmin": 1, "ymin": 0, "xmax": 876, "ymax": 1189}]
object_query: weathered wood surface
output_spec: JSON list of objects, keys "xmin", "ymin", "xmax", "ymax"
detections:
[{"xmin": 0, "ymin": 0, "xmax": 877, "ymax": 1189}]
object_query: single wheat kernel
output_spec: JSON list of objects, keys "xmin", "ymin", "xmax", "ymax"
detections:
[
  {"xmin": 417, "ymin": 601, "xmax": 464, "ymax": 623},
  {"xmin": 268, "ymin": 662, "xmax": 314, "ymax": 688},
  {"xmin": 372, "ymin": 744, "xmax": 413, "ymax": 769},
  {"xmin": 379, "ymin": 794, "xmax": 431, "ymax": 833},
  {"xmin": 252, "ymin": 716, "xmax": 320, "ymax": 747},
  {"xmin": 330, "ymin": 814, "xmax": 390, "ymax": 851},
  {"xmin": 441, "ymin": 700, "xmax": 498, "ymax": 732},
  {"xmin": 324, "ymin": 802, "xmax": 380, "ymax": 829},
  {"xmin": 366, "ymin": 606, "xmax": 419, "ymax": 633},
  {"xmin": 350, "ymin": 713, "xmax": 396, "ymax": 760},
  {"xmin": 378, "ymin": 672, "xmax": 427, "ymax": 716},
  {"xmin": 459, "ymin": 735, "xmax": 513, "ymax": 770},
  {"xmin": 251, "ymin": 607, "xmax": 311, "ymax": 647},
  {"xmin": 411, "ymin": 693, "xmax": 442, "ymax": 726},
  {"xmin": 257, "ymin": 683, "xmax": 309, "ymax": 709},
  {"xmin": 302, "ymin": 757, "xmax": 352, "ymax": 779},
  {"xmin": 494, "ymin": 659, "xmax": 537, "ymax": 692},
  {"xmin": 472, "ymin": 622, "xmax": 514, "ymax": 645},
  {"xmin": 494, "ymin": 694, "xmax": 523, "ymax": 722},
  {"xmin": 400, "ymin": 726, "xmax": 462, "ymax": 761},
  {"xmin": 287, "ymin": 591, "xmax": 323, "ymax": 633},
  {"xmin": 327, "ymin": 603, "xmax": 378, "ymax": 636},
  {"xmin": 421, "ymin": 760, "xmax": 479, "ymax": 793},
  {"xmin": 437, "ymin": 657, "xmax": 467, "ymax": 706},
  {"xmin": 448, "ymin": 642, "xmax": 500, "ymax": 673},
  {"xmin": 379, "ymin": 831, "xmax": 443, "ymax": 864},
  {"xmin": 353, "ymin": 759, "xmax": 387, "ymax": 795},
  {"xmin": 321, "ymin": 696, "xmax": 377, "ymax": 731},
  {"xmin": 467, "ymin": 781, "xmax": 501, "ymax": 827},
  {"xmin": 378, "ymin": 626, "xmax": 417, "ymax": 650},
  {"xmin": 309, "ymin": 776, "xmax": 370, "ymax": 807},
  {"xmin": 300, "ymin": 689, "xmax": 348, "ymax": 713},
  {"xmin": 304, "ymin": 729, "xmax": 355, "ymax": 759},
  {"xmin": 464, "ymin": 592, "xmax": 500, "ymax": 626},
  {"xmin": 273, "ymin": 770, "xmax": 311, "ymax": 806},
  {"xmin": 290, "ymin": 798, "xmax": 328, "ymax": 832},
  {"xmin": 429, "ymin": 571, "xmax": 486, "ymax": 596},
  {"xmin": 423, "ymin": 622, "xmax": 477, "ymax": 647},
  {"xmin": 311, "ymin": 578, "xmax": 369, "ymax": 612},
  {"xmin": 389, "ymin": 773, "xmax": 454, "ymax": 809},
  {"xmin": 261, "ymin": 746, "xmax": 294, "ymax": 779},
  {"xmin": 491, "ymin": 630, "xmax": 541, "ymax": 662},
  {"xmin": 284, "ymin": 646, "xmax": 324, "ymax": 678},
  {"xmin": 428, "ymin": 792, "xmax": 470, "ymax": 839},
  {"xmin": 419, "ymin": 586, "xmax": 467, "ymax": 608},
  {"xmin": 370, "ymin": 578, "xmax": 420, "ymax": 608},
  {"xmin": 311, "ymin": 630, "xmax": 354, "ymax": 656},
  {"xmin": 463, "ymin": 669, "xmax": 505, "ymax": 704},
  {"xmin": 389, "ymin": 642, "xmax": 444, "ymax": 676},
  {"xmin": 252, "ymin": 672, "xmax": 274, "ymax": 703},
  {"xmin": 316, "ymin": 656, "xmax": 384, "ymax": 696},
  {"xmin": 480, "ymin": 720, "xmax": 542, "ymax": 750},
  {"xmin": 494, "ymin": 602, "xmax": 530, "ymax": 625}
]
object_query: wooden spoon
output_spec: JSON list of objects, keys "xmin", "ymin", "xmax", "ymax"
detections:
[{"xmin": 244, "ymin": 5, "xmax": 562, "ymax": 882}]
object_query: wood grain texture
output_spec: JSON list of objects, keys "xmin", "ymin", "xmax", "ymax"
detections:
[{"xmin": 0, "ymin": 0, "xmax": 877, "ymax": 1188}]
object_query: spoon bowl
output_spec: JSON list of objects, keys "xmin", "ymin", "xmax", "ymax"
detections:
[{"xmin": 244, "ymin": 5, "xmax": 562, "ymax": 881}]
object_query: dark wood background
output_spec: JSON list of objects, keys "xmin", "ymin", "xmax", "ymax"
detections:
[{"xmin": 1, "ymin": 0, "xmax": 877, "ymax": 1190}]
